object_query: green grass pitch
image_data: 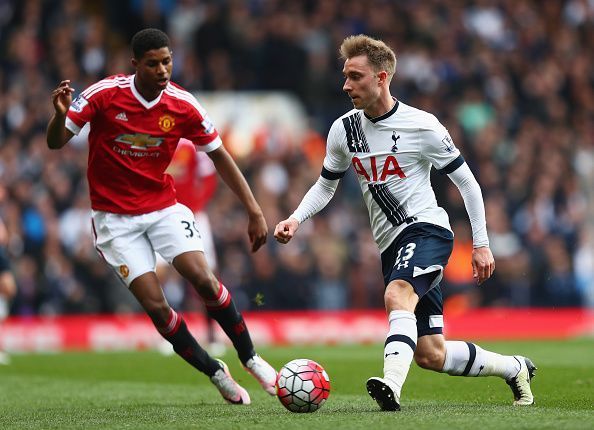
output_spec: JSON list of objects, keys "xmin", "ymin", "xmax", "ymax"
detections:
[{"xmin": 1, "ymin": 339, "xmax": 593, "ymax": 429}]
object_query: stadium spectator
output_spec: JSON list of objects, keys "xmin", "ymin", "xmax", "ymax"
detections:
[
  {"xmin": 0, "ymin": 0, "xmax": 591, "ymax": 313},
  {"xmin": 275, "ymin": 34, "xmax": 536, "ymax": 411},
  {"xmin": 45, "ymin": 28, "xmax": 276, "ymax": 405}
]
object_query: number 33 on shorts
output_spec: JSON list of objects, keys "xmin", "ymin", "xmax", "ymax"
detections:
[{"xmin": 181, "ymin": 220, "xmax": 201, "ymax": 238}]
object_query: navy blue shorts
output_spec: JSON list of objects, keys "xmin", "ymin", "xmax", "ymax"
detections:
[{"xmin": 381, "ymin": 223, "xmax": 454, "ymax": 337}]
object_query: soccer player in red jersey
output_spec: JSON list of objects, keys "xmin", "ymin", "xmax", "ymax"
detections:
[{"xmin": 46, "ymin": 28, "xmax": 276, "ymax": 405}]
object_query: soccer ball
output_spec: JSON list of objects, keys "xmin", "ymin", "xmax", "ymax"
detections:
[{"xmin": 275, "ymin": 358, "xmax": 331, "ymax": 413}]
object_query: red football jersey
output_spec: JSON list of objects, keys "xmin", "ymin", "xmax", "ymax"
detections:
[
  {"xmin": 66, "ymin": 74, "xmax": 221, "ymax": 214},
  {"xmin": 166, "ymin": 138, "xmax": 218, "ymax": 212}
]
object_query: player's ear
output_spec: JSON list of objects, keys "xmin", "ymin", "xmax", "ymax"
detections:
[
  {"xmin": 131, "ymin": 57, "xmax": 138, "ymax": 68},
  {"xmin": 377, "ymin": 70, "xmax": 388, "ymax": 85}
]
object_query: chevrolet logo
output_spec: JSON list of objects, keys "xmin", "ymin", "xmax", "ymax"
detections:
[{"xmin": 115, "ymin": 133, "xmax": 164, "ymax": 150}]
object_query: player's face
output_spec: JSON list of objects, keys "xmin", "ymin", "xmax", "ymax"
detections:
[
  {"xmin": 133, "ymin": 47, "xmax": 173, "ymax": 95},
  {"xmin": 342, "ymin": 55, "xmax": 381, "ymax": 112}
]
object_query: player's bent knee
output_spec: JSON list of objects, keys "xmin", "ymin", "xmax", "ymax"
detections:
[
  {"xmin": 384, "ymin": 280, "xmax": 417, "ymax": 312},
  {"xmin": 414, "ymin": 346, "xmax": 446, "ymax": 371}
]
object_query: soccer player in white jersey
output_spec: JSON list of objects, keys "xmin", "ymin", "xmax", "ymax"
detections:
[
  {"xmin": 46, "ymin": 28, "xmax": 276, "ymax": 405},
  {"xmin": 274, "ymin": 34, "xmax": 536, "ymax": 411}
]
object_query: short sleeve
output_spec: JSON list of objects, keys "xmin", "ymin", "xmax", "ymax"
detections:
[
  {"xmin": 184, "ymin": 97, "xmax": 221, "ymax": 153},
  {"xmin": 419, "ymin": 117, "xmax": 462, "ymax": 172},
  {"xmin": 321, "ymin": 120, "xmax": 353, "ymax": 179}
]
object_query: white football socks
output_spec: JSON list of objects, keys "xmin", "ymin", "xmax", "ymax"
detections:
[
  {"xmin": 383, "ymin": 310, "xmax": 417, "ymax": 398},
  {"xmin": 442, "ymin": 340, "xmax": 520, "ymax": 380}
]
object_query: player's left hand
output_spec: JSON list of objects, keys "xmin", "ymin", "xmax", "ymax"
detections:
[
  {"xmin": 471, "ymin": 246, "xmax": 495, "ymax": 286},
  {"xmin": 247, "ymin": 211, "xmax": 268, "ymax": 252}
]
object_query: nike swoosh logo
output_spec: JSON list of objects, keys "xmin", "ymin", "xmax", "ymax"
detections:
[{"xmin": 385, "ymin": 352, "xmax": 400, "ymax": 358}]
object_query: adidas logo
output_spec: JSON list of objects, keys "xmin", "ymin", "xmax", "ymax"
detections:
[{"xmin": 115, "ymin": 112, "xmax": 128, "ymax": 121}]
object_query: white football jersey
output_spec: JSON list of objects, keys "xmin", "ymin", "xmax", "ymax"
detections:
[{"xmin": 322, "ymin": 100, "xmax": 463, "ymax": 252}]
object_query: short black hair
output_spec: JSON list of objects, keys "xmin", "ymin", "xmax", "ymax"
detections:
[{"xmin": 131, "ymin": 28, "xmax": 170, "ymax": 59}]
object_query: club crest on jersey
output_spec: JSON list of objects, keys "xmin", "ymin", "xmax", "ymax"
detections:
[
  {"xmin": 391, "ymin": 133, "xmax": 400, "ymax": 152},
  {"xmin": 119, "ymin": 265, "xmax": 129, "ymax": 278},
  {"xmin": 158, "ymin": 114, "xmax": 175, "ymax": 132},
  {"xmin": 115, "ymin": 133, "xmax": 164, "ymax": 150}
]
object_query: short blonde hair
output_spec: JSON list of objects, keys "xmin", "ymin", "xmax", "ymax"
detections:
[{"xmin": 339, "ymin": 34, "xmax": 396, "ymax": 79}]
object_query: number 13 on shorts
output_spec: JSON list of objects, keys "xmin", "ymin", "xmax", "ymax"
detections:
[{"xmin": 395, "ymin": 243, "xmax": 416, "ymax": 270}]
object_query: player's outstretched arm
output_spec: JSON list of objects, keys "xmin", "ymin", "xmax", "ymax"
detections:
[
  {"xmin": 274, "ymin": 217, "xmax": 299, "ymax": 244},
  {"xmin": 207, "ymin": 145, "xmax": 267, "ymax": 252},
  {"xmin": 47, "ymin": 80, "xmax": 75, "ymax": 149},
  {"xmin": 274, "ymin": 175, "xmax": 340, "ymax": 245}
]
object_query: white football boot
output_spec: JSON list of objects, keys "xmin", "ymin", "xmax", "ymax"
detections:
[
  {"xmin": 244, "ymin": 354, "xmax": 277, "ymax": 395},
  {"xmin": 210, "ymin": 359, "xmax": 251, "ymax": 405},
  {"xmin": 506, "ymin": 356, "xmax": 537, "ymax": 405}
]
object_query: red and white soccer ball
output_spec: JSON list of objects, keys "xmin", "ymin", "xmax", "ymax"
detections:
[{"xmin": 275, "ymin": 358, "xmax": 331, "ymax": 413}]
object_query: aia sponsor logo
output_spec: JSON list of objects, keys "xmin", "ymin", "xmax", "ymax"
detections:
[{"xmin": 352, "ymin": 155, "xmax": 405, "ymax": 182}]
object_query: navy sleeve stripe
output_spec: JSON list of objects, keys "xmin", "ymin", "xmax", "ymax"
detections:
[
  {"xmin": 438, "ymin": 155, "xmax": 465, "ymax": 175},
  {"xmin": 321, "ymin": 166, "xmax": 347, "ymax": 180}
]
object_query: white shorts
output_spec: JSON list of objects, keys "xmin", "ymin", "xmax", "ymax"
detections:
[
  {"xmin": 92, "ymin": 203, "xmax": 204, "ymax": 287},
  {"xmin": 155, "ymin": 210, "xmax": 217, "ymax": 270}
]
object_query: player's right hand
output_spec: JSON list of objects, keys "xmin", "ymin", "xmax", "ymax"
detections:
[
  {"xmin": 51, "ymin": 80, "xmax": 75, "ymax": 115},
  {"xmin": 274, "ymin": 217, "xmax": 299, "ymax": 244}
]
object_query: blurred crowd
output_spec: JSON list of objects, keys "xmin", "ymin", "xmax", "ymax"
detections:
[{"xmin": 0, "ymin": 0, "xmax": 593, "ymax": 316}]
